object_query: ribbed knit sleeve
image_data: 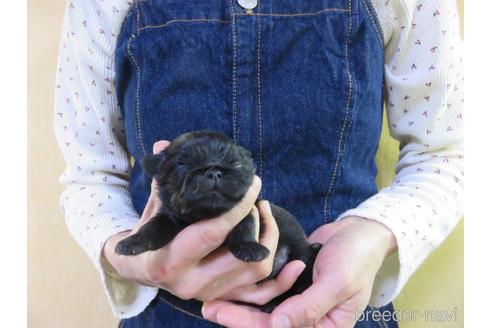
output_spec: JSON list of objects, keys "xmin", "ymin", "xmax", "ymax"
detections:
[
  {"xmin": 53, "ymin": 1, "xmax": 158, "ymax": 318},
  {"xmin": 338, "ymin": 0, "xmax": 464, "ymax": 307}
]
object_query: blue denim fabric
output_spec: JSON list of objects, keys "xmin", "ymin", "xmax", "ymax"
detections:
[
  {"xmin": 119, "ymin": 292, "xmax": 397, "ymax": 328},
  {"xmin": 116, "ymin": 0, "xmax": 396, "ymax": 327},
  {"xmin": 119, "ymin": 293, "xmax": 222, "ymax": 328}
]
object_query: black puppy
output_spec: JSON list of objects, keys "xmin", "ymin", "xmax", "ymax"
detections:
[{"xmin": 116, "ymin": 131, "xmax": 321, "ymax": 312}]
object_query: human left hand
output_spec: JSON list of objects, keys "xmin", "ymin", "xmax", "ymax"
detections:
[{"xmin": 202, "ymin": 216, "xmax": 397, "ymax": 328}]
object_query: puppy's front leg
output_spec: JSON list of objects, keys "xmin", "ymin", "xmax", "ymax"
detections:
[
  {"xmin": 115, "ymin": 214, "xmax": 180, "ymax": 256},
  {"xmin": 226, "ymin": 211, "xmax": 269, "ymax": 262}
]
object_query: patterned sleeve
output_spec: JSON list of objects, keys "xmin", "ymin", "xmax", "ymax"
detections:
[
  {"xmin": 54, "ymin": 1, "xmax": 158, "ymax": 318},
  {"xmin": 338, "ymin": 0, "xmax": 464, "ymax": 307}
]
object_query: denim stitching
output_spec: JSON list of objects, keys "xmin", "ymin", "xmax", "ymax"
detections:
[
  {"xmin": 381, "ymin": 314, "xmax": 390, "ymax": 328},
  {"xmin": 135, "ymin": 1, "xmax": 141, "ymax": 36},
  {"xmin": 127, "ymin": 1, "xmax": 146, "ymax": 156},
  {"xmin": 384, "ymin": 315, "xmax": 391, "ymax": 328},
  {"xmin": 329, "ymin": 71, "xmax": 359, "ymax": 210},
  {"xmin": 256, "ymin": 3, "xmax": 264, "ymax": 196},
  {"xmin": 156, "ymin": 296, "xmax": 203, "ymax": 320},
  {"xmin": 138, "ymin": 19, "xmax": 231, "ymax": 32},
  {"xmin": 227, "ymin": 0, "xmax": 239, "ymax": 142},
  {"xmin": 365, "ymin": 0, "xmax": 385, "ymax": 46},
  {"xmin": 369, "ymin": 306, "xmax": 389, "ymax": 328},
  {"xmin": 123, "ymin": 2, "xmax": 134, "ymax": 22},
  {"xmin": 236, "ymin": 8, "xmax": 350, "ymax": 17},
  {"xmin": 380, "ymin": 305, "xmax": 390, "ymax": 328},
  {"xmin": 126, "ymin": 35, "xmax": 146, "ymax": 156},
  {"xmin": 156, "ymin": 295, "xmax": 220, "ymax": 324},
  {"xmin": 362, "ymin": 0, "xmax": 383, "ymax": 48},
  {"xmin": 323, "ymin": 0, "xmax": 354, "ymax": 223}
]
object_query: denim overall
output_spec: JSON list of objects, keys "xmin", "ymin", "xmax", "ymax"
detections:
[{"xmin": 115, "ymin": 0, "xmax": 398, "ymax": 327}]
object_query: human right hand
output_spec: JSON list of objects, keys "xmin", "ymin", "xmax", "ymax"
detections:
[
  {"xmin": 103, "ymin": 140, "xmax": 306, "ymax": 302},
  {"xmin": 203, "ymin": 217, "xmax": 397, "ymax": 328}
]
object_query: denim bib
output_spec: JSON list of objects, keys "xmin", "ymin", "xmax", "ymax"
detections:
[{"xmin": 116, "ymin": 1, "xmax": 397, "ymax": 327}]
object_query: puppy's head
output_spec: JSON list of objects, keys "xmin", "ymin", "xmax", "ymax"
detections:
[{"xmin": 142, "ymin": 131, "xmax": 256, "ymax": 221}]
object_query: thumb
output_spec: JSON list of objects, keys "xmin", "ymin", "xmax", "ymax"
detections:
[
  {"xmin": 150, "ymin": 139, "xmax": 171, "ymax": 196},
  {"xmin": 134, "ymin": 140, "xmax": 170, "ymax": 231},
  {"xmin": 153, "ymin": 140, "xmax": 170, "ymax": 154}
]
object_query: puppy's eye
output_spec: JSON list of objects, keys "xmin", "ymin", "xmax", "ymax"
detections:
[
  {"xmin": 231, "ymin": 162, "xmax": 242, "ymax": 169},
  {"xmin": 193, "ymin": 167, "xmax": 209, "ymax": 174}
]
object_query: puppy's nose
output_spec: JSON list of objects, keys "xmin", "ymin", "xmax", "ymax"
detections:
[{"xmin": 206, "ymin": 168, "xmax": 222, "ymax": 181}]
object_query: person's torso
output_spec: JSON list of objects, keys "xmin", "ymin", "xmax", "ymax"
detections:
[{"xmin": 115, "ymin": 1, "xmax": 391, "ymax": 326}]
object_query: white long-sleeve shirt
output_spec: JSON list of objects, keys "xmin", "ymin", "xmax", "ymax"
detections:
[{"xmin": 54, "ymin": 0, "xmax": 464, "ymax": 319}]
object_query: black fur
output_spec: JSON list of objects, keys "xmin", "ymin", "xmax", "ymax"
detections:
[{"xmin": 115, "ymin": 131, "xmax": 321, "ymax": 312}]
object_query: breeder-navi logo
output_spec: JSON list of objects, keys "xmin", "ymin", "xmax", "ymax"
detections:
[{"xmin": 355, "ymin": 307, "xmax": 459, "ymax": 323}]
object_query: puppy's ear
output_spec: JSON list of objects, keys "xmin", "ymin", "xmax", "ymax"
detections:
[{"xmin": 141, "ymin": 153, "xmax": 165, "ymax": 177}]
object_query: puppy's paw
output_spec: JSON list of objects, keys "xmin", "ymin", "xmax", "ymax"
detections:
[
  {"xmin": 229, "ymin": 241, "xmax": 270, "ymax": 262},
  {"xmin": 310, "ymin": 242, "xmax": 322, "ymax": 253},
  {"xmin": 259, "ymin": 301, "xmax": 278, "ymax": 313},
  {"xmin": 115, "ymin": 234, "xmax": 151, "ymax": 256}
]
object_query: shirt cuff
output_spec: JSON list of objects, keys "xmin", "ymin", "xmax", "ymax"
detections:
[
  {"xmin": 337, "ymin": 209, "xmax": 410, "ymax": 307},
  {"xmin": 100, "ymin": 247, "xmax": 159, "ymax": 318},
  {"xmin": 94, "ymin": 220, "xmax": 159, "ymax": 319}
]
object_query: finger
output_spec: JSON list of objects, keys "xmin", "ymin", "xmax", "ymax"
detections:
[
  {"xmin": 137, "ymin": 182, "xmax": 163, "ymax": 228},
  {"xmin": 202, "ymin": 300, "xmax": 233, "ymax": 322},
  {"xmin": 307, "ymin": 223, "xmax": 344, "ymax": 245},
  {"xmin": 315, "ymin": 316, "xmax": 337, "ymax": 328},
  {"xmin": 323, "ymin": 288, "xmax": 372, "ymax": 328},
  {"xmin": 237, "ymin": 200, "xmax": 279, "ymax": 282},
  {"xmin": 202, "ymin": 300, "xmax": 263, "ymax": 322},
  {"xmin": 257, "ymin": 201, "xmax": 279, "ymax": 254},
  {"xmin": 181, "ymin": 201, "xmax": 278, "ymax": 301},
  {"xmin": 195, "ymin": 201, "xmax": 279, "ymax": 299},
  {"xmin": 203, "ymin": 300, "xmax": 270, "ymax": 328},
  {"xmin": 151, "ymin": 141, "xmax": 170, "ymax": 191},
  {"xmin": 169, "ymin": 176, "xmax": 262, "ymax": 262},
  {"xmin": 180, "ymin": 246, "xmax": 245, "ymax": 300},
  {"xmin": 136, "ymin": 140, "xmax": 170, "ymax": 227},
  {"xmin": 271, "ymin": 277, "xmax": 342, "ymax": 328},
  {"xmin": 217, "ymin": 305, "xmax": 270, "ymax": 328},
  {"xmin": 153, "ymin": 140, "xmax": 170, "ymax": 154},
  {"xmin": 222, "ymin": 260, "xmax": 306, "ymax": 305},
  {"xmin": 137, "ymin": 195, "xmax": 161, "ymax": 228}
]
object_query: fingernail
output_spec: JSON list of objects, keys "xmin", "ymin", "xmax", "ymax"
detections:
[
  {"xmin": 201, "ymin": 303, "xmax": 214, "ymax": 319},
  {"xmin": 273, "ymin": 315, "xmax": 291, "ymax": 328},
  {"xmin": 295, "ymin": 263, "xmax": 307, "ymax": 276}
]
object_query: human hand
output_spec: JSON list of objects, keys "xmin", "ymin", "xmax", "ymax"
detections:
[
  {"xmin": 202, "ymin": 216, "xmax": 397, "ymax": 328},
  {"xmin": 102, "ymin": 140, "xmax": 304, "ymax": 302}
]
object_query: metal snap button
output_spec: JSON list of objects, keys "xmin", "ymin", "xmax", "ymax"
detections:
[{"xmin": 238, "ymin": 0, "xmax": 257, "ymax": 10}]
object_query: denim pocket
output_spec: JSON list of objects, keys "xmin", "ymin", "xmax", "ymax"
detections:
[{"xmin": 125, "ymin": 2, "xmax": 235, "ymax": 156}]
